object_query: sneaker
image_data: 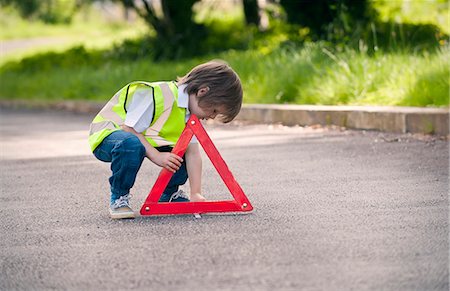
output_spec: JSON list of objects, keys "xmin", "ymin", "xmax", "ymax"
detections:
[
  {"xmin": 169, "ymin": 190, "xmax": 190, "ymax": 202},
  {"xmin": 109, "ymin": 194, "xmax": 135, "ymax": 219}
]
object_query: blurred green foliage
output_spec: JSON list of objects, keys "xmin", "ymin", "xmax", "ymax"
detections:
[
  {"xmin": 279, "ymin": 0, "xmax": 376, "ymax": 40},
  {"xmin": 0, "ymin": 0, "xmax": 448, "ymax": 107},
  {"xmin": 373, "ymin": 0, "xmax": 449, "ymax": 34},
  {"xmin": 0, "ymin": 0, "xmax": 78, "ymax": 23},
  {"xmin": 1, "ymin": 42, "xmax": 447, "ymax": 107}
]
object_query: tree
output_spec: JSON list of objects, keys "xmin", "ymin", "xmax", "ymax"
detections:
[
  {"xmin": 124, "ymin": 0, "xmax": 205, "ymax": 58},
  {"xmin": 279, "ymin": 0, "xmax": 376, "ymax": 39},
  {"xmin": 243, "ymin": 0, "xmax": 260, "ymax": 26},
  {"xmin": 0, "ymin": 0, "xmax": 39, "ymax": 18}
]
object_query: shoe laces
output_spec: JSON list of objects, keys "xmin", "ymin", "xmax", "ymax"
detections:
[
  {"xmin": 169, "ymin": 190, "xmax": 189, "ymax": 202},
  {"xmin": 112, "ymin": 194, "xmax": 131, "ymax": 209}
]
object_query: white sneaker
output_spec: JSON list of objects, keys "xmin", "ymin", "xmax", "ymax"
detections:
[
  {"xmin": 168, "ymin": 190, "xmax": 190, "ymax": 202},
  {"xmin": 109, "ymin": 194, "xmax": 135, "ymax": 219}
]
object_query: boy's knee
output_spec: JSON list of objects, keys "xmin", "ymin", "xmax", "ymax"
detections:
[{"xmin": 116, "ymin": 134, "xmax": 145, "ymax": 157}]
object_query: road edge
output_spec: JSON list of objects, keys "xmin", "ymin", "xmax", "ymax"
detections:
[
  {"xmin": 1, "ymin": 100, "xmax": 449, "ymax": 136},
  {"xmin": 238, "ymin": 104, "xmax": 449, "ymax": 136}
]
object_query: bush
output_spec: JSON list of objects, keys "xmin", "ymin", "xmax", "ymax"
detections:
[
  {"xmin": 1, "ymin": 0, "xmax": 77, "ymax": 24},
  {"xmin": 0, "ymin": 46, "xmax": 105, "ymax": 73},
  {"xmin": 369, "ymin": 22, "xmax": 445, "ymax": 53}
]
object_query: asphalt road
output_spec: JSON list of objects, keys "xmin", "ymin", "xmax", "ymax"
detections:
[{"xmin": 1, "ymin": 108, "xmax": 448, "ymax": 291}]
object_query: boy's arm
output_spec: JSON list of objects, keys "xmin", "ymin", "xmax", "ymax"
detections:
[
  {"xmin": 185, "ymin": 143, "xmax": 202, "ymax": 195},
  {"xmin": 121, "ymin": 125, "xmax": 182, "ymax": 173}
]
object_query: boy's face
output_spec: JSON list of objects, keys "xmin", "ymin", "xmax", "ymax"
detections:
[
  {"xmin": 188, "ymin": 95, "xmax": 221, "ymax": 120},
  {"xmin": 189, "ymin": 87, "xmax": 223, "ymax": 120}
]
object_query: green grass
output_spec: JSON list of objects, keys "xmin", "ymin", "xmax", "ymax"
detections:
[
  {"xmin": 1, "ymin": 2, "xmax": 448, "ymax": 107},
  {"xmin": 233, "ymin": 44, "xmax": 449, "ymax": 107},
  {"xmin": 1, "ymin": 43, "xmax": 448, "ymax": 107},
  {"xmin": 294, "ymin": 47, "xmax": 449, "ymax": 106}
]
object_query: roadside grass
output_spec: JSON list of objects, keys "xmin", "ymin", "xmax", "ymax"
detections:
[
  {"xmin": 1, "ymin": 1, "xmax": 448, "ymax": 107},
  {"xmin": 1, "ymin": 43, "xmax": 448, "ymax": 107},
  {"xmin": 294, "ymin": 46, "xmax": 449, "ymax": 106},
  {"xmin": 232, "ymin": 44, "xmax": 449, "ymax": 106}
]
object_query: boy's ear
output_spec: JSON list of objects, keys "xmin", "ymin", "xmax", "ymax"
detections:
[{"xmin": 197, "ymin": 86, "xmax": 210, "ymax": 97}]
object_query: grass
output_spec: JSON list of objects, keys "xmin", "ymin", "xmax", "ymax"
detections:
[
  {"xmin": 293, "ymin": 46, "xmax": 449, "ymax": 106},
  {"xmin": 0, "ymin": 2, "xmax": 448, "ymax": 107},
  {"xmin": 1, "ymin": 43, "xmax": 448, "ymax": 107},
  {"xmin": 233, "ymin": 44, "xmax": 449, "ymax": 107}
]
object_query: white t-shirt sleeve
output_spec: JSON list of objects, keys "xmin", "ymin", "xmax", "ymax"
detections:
[{"xmin": 124, "ymin": 87, "xmax": 154, "ymax": 133}]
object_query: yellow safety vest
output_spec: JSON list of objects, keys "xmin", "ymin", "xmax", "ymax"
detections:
[{"xmin": 88, "ymin": 81, "xmax": 186, "ymax": 152}]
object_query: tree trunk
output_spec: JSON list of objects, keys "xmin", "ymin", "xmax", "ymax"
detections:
[
  {"xmin": 124, "ymin": 0, "xmax": 204, "ymax": 58},
  {"xmin": 243, "ymin": 0, "xmax": 260, "ymax": 26}
]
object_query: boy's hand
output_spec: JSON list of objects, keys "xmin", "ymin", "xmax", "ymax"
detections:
[
  {"xmin": 152, "ymin": 152, "xmax": 183, "ymax": 173},
  {"xmin": 120, "ymin": 125, "xmax": 183, "ymax": 172}
]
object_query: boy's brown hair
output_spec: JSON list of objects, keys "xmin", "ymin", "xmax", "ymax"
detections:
[{"xmin": 177, "ymin": 60, "xmax": 243, "ymax": 123}]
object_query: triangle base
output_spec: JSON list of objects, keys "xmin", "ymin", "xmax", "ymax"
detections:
[{"xmin": 140, "ymin": 201, "xmax": 253, "ymax": 216}]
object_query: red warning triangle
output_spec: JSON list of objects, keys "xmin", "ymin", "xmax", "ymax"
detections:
[{"xmin": 140, "ymin": 114, "xmax": 253, "ymax": 216}]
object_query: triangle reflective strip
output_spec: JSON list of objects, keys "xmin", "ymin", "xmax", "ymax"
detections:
[{"xmin": 140, "ymin": 114, "xmax": 253, "ymax": 216}]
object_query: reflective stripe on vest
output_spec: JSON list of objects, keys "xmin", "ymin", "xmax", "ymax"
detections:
[{"xmin": 88, "ymin": 81, "xmax": 185, "ymax": 152}]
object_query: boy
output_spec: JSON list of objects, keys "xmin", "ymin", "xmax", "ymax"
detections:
[{"xmin": 89, "ymin": 60, "xmax": 243, "ymax": 219}]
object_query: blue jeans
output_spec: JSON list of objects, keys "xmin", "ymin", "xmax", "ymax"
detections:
[{"xmin": 93, "ymin": 130, "xmax": 188, "ymax": 204}]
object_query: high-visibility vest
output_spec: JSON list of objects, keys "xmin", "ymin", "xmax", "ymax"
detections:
[{"xmin": 88, "ymin": 81, "xmax": 186, "ymax": 152}]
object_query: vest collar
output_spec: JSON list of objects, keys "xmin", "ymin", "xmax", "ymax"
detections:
[{"xmin": 177, "ymin": 84, "xmax": 189, "ymax": 109}]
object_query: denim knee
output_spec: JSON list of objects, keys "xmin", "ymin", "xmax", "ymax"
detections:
[{"xmin": 116, "ymin": 135, "xmax": 146, "ymax": 161}]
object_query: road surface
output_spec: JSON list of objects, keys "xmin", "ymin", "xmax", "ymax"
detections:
[{"xmin": 1, "ymin": 108, "xmax": 448, "ymax": 290}]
